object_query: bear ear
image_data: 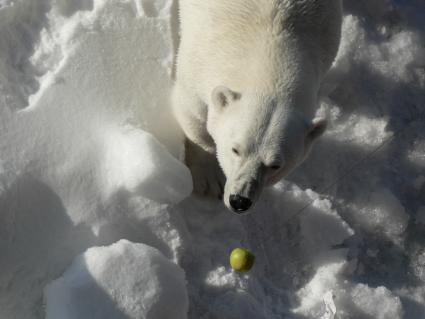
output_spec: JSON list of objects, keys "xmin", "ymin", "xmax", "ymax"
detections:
[
  {"xmin": 212, "ymin": 86, "xmax": 240, "ymax": 110},
  {"xmin": 307, "ymin": 117, "xmax": 327, "ymax": 141}
]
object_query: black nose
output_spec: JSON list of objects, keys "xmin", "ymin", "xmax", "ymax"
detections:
[{"xmin": 229, "ymin": 195, "xmax": 252, "ymax": 213}]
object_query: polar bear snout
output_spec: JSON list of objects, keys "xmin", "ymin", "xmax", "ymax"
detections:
[
  {"xmin": 229, "ymin": 194, "xmax": 252, "ymax": 213},
  {"xmin": 224, "ymin": 170, "xmax": 264, "ymax": 213}
]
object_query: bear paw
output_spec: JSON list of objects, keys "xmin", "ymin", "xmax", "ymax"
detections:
[
  {"xmin": 184, "ymin": 139, "xmax": 225, "ymax": 199},
  {"xmin": 190, "ymin": 161, "xmax": 225, "ymax": 199}
]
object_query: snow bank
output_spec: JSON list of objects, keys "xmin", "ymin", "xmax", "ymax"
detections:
[
  {"xmin": 1, "ymin": 0, "xmax": 425, "ymax": 318},
  {"xmin": 45, "ymin": 240, "xmax": 188, "ymax": 319}
]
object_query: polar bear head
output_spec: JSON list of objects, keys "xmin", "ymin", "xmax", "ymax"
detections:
[{"xmin": 207, "ymin": 86, "xmax": 326, "ymax": 213}]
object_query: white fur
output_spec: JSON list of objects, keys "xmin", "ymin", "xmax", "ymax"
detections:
[{"xmin": 173, "ymin": 0, "xmax": 342, "ymax": 212}]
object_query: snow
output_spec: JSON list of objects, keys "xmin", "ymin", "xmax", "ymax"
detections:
[
  {"xmin": 408, "ymin": 140, "xmax": 425, "ymax": 168},
  {"xmin": 350, "ymin": 284, "xmax": 403, "ymax": 319},
  {"xmin": 295, "ymin": 262, "xmax": 346, "ymax": 317},
  {"xmin": 0, "ymin": 0, "xmax": 424, "ymax": 318},
  {"xmin": 415, "ymin": 206, "xmax": 425, "ymax": 226},
  {"xmin": 45, "ymin": 240, "xmax": 188, "ymax": 319},
  {"xmin": 353, "ymin": 188, "xmax": 409, "ymax": 241},
  {"xmin": 102, "ymin": 127, "xmax": 192, "ymax": 204}
]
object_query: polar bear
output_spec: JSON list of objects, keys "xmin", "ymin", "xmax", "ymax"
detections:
[{"xmin": 173, "ymin": 0, "xmax": 342, "ymax": 213}]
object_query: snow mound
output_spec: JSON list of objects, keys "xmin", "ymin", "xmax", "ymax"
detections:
[{"xmin": 45, "ymin": 240, "xmax": 188, "ymax": 319}]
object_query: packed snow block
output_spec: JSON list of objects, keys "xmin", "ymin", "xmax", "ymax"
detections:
[
  {"xmin": 103, "ymin": 127, "xmax": 192, "ymax": 204},
  {"xmin": 45, "ymin": 240, "xmax": 188, "ymax": 319}
]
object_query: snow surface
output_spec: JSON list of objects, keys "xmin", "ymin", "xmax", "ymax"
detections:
[
  {"xmin": 0, "ymin": 0, "xmax": 424, "ymax": 318},
  {"xmin": 45, "ymin": 240, "xmax": 188, "ymax": 319}
]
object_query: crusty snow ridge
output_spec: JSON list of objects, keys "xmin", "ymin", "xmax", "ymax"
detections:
[{"xmin": 0, "ymin": 0, "xmax": 424, "ymax": 318}]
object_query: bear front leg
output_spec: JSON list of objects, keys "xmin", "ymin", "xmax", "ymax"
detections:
[
  {"xmin": 173, "ymin": 83, "xmax": 226, "ymax": 199},
  {"xmin": 184, "ymin": 138, "xmax": 225, "ymax": 199}
]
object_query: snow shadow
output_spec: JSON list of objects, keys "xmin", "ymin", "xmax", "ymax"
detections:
[
  {"xmin": 343, "ymin": 0, "xmax": 425, "ymax": 38},
  {"xmin": 288, "ymin": 58, "xmax": 425, "ymax": 316},
  {"xmin": 46, "ymin": 257, "xmax": 131, "ymax": 319},
  {"xmin": 55, "ymin": 0, "xmax": 94, "ymax": 17},
  {"xmin": 326, "ymin": 61, "xmax": 425, "ymax": 131},
  {"xmin": 0, "ymin": 178, "xmax": 180, "ymax": 319},
  {"xmin": 343, "ymin": 0, "xmax": 403, "ymax": 32},
  {"xmin": 400, "ymin": 295, "xmax": 425, "ymax": 319},
  {"xmin": 0, "ymin": 174, "xmax": 95, "ymax": 318},
  {"xmin": 95, "ymin": 189, "xmax": 179, "ymax": 261},
  {"xmin": 289, "ymin": 137, "xmax": 422, "ymax": 291},
  {"xmin": 0, "ymin": 0, "xmax": 51, "ymax": 110}
]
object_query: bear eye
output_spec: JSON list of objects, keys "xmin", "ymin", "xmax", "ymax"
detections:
[
  {"xmin": 270, "ymin": 165, "xmax": 281, "ymax": 170},
  {"xmin": 232, "ymin": 148, "xmax": 240, "ymax": 156}
]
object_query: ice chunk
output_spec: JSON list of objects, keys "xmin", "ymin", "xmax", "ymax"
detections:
[
  {"xmin": 320, "ymin": 291, "xmax": 337, "ymax": 319},
  {"xmin": 294, "ymin": 262, "xmax": 346, "ymax": 318},
  {"xmin": 45, "ymin": 240, "xmax": 188, "ymax": 319}
]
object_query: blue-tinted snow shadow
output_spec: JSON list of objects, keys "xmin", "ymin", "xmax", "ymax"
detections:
[
  {"xmin": 0, "ymin": 174, "xmax": 96, "ymax": 318},
  {"xmin": 56, "ymin": 0, "xmax": 94, "ymax": 17},
  {"xmin": 1, "ymin": 0, "xmax": 51, "ymax": 110},
  {"xmin": 400, "ymin": 296, "xmax": 425, "ymax": 319},
  {"xmin": 287, "ymin": 5, "xmax": 425, "ymax": 315},
  {"xmin": 289, "ymin": 79, "xmax": 425, "ymax": 317},
  {"xmin": 0, "ymin": 177, "xmax": 174, "ymax": 319},
  {"xmin": 343, "ymin": 0, "xmax": 425, "ymax": 38},
  {"xmin": 46, "ymin": 256, "xmax": 131, "ymax": 319},
  {"xmin": 95, "ymin": 188, "xmax": 182, "ymax": 261}
]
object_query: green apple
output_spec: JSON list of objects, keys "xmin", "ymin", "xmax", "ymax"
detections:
[{"xmin": 229, "ymin": 247, "xmax": 255, "ymax": 272}]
